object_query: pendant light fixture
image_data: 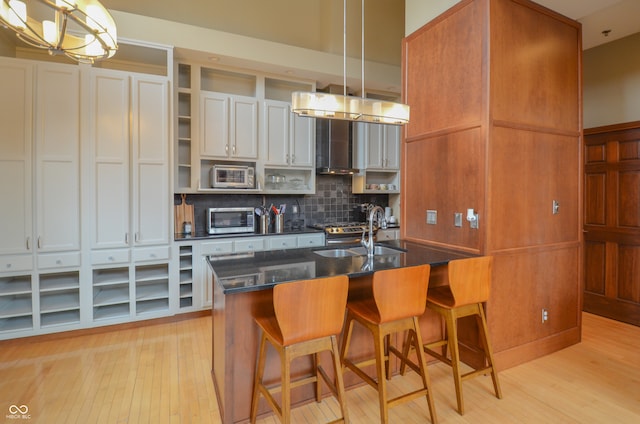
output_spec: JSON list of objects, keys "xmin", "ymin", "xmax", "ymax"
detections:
[
  {"xmin": 292, "ymin": 0, "xmax": 409, "ymax": 125},
  {"xmin": 0, "ymin": 0, "xmax": 117, "ymax": 64}
]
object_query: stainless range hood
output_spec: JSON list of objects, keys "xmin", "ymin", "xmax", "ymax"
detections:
[
  {"xmin": 314, "ymin": 85, "xmax": 359, "ymax": 175},
  {"xmin": 315, "ymin": 118, "xmax": 359, "ymax": 175}
]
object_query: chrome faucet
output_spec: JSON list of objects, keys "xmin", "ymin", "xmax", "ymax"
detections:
[{"xmin": 361, "ymin": 205, "xmax": 384, "ymax": 257}]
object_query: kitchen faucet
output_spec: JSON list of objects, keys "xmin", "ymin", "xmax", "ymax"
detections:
[{"xmin": 361, "ymin": 205, "xmax": 384, "ymax": 257}]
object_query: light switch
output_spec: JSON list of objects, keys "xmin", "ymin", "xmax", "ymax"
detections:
[
  {"xmin": 426, "ymin": 210, "xmax": 437, "ymax": 225},
  {"xmin": 454, "ymin": 213, "xmax": 462, "ymax": 227}
]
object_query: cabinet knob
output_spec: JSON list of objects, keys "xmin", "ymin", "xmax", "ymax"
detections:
[
  {"xmin": 56, "ymin": 259, "xmax": 62, "ymax": 265},
  {"xmin": 6, "ymin": 263, "xmax": 11, "ymax": 269}
]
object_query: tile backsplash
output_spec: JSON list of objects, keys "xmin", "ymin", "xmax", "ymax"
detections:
[{"xmin": 175, "ymin": 175, "xmax": 388, "ymax": 234}]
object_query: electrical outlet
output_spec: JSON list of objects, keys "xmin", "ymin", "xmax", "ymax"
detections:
[
  {"xmin": 426, "ymin": 210, "xmax": 437, "ymax": 225},
  {"xmin": 454, "ymin": 213, "xmax": 462, "ymax": 227},
  {"xmin": 542, "ymin": 308, "xmax": 549, "ymax": 323}
]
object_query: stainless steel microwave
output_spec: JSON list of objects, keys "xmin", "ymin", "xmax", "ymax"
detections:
[
  {"xmin": 207, "ymin": 207, "xmax": 255, "ymax": 234},
  {"xmin": 211, "ymin": 165, "xmax": 255, "ymax": 189}
]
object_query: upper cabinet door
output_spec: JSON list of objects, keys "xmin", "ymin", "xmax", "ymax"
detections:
[
  {"xmin": 200, "ymin": 92, "xmax": 229, "ymax": 158},
  {"xmin": 230, "ymin": 96, "xmax": 259, "ymax": 159},
  {"xmin": 383, "ymin": 125, "xmax": 400, "ymax": 170},
  {"xmin": 290, "ymin": 113, "xmax": 314, "ymax": 167},
  {"xmin": 0, "ymin": 60, "xmax": 33, "ymax": 255},
  {"xmin": 366, "ymin": 124, "xmax": 385, "ymax": 169},
  {"xmin": 263, "ymin": 100, "xmax": 289, "ymax": 166},
  {"xmin": 35, "ymin": 63, "xmax": 80, "ymax": 252},
  {"xmin": 88, "ymin": 69, "xmax": 130, "ymax": 249},
  {"xmin": 132, "ymin": 75, "xmax": 170, "ymax": 246}
]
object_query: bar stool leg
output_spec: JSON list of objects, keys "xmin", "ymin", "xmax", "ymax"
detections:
[
  {"xmin": 373, "ymin": 327, "xmax": 390, "ymax": 424},
  {"xmin": 330, "ymin": 335, "xmax": 350, "ymax": 423},
  {"xmin": 443, "ymin": 310, "xmax": 464, "ymax": 415},
  {"xmin": 282, "ymin": 348, "xmax": 292, "ymax": 424},
  {"xmin": 411, "ymin": 317, "xmax": 438, "ymax": 424},
  {"xmin": 477, "ymin": 305, "xmax": 502, "ymax": 400},
  {"xmin": 250, "ymin": 332, "xmax": 268, "ymax": 424}
]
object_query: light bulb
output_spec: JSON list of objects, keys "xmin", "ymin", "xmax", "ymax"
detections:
[
  {"xmin": 43, "ymin": 20, "xmax": 57, "ymax": 44},
  {"xmin": 8, "ymin": 0, "xmax": 27, "ymax": 29}
]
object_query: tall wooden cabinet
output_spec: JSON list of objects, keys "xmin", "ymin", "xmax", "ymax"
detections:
[{"xmin": 402, "ymin": 0, "xmax": 583, "ymax": 369}]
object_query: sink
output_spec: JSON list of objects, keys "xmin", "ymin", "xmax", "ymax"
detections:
[
  {"xmin": 346, "ymin": 246, "xmax": 405, "ymax": 256},
  {"xmin": 313, "ymin": 248, "xmax": 360, "ymax": 258},
  {"xmin": 313, "ymin": 245, "xmax": 405, "ymax": 258}
]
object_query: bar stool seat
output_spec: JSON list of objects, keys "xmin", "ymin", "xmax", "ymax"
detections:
[
  {"xmin": 340, "ymin": 264, "xmax": 437, "ymax": 424},
  {"xmin": 417, "ymin": 256, "xmax": 502, "ymax": 415},
  {"xmin": 250, "ymin": 275, "xmax": 350, "ymax": 424}
]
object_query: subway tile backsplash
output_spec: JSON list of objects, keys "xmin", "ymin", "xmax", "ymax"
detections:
[{"xmin": 175, "ymin": 175, "xmax": 388, "ymax": 233}]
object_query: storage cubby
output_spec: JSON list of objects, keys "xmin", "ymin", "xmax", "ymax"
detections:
[
  {"xmin": 92, "ymin": 267, "xmax": 131, "ymax": 321},
  {"xmin": 200, "ymin": 67, "xmax": 256, "ymax": 97},
  {"xmin": 39, "ymin": 271, "xmax": 80, "ymax": 327},
  {"xmin": 176, "ymin": 63, "xmax": 193, "ymax": 191},
  {"xmin": 0, "ymin": 275, "xmax": 33, "ymax": 332},
  {"xmin": 135, "ymin": 264, "xmax": 169, "ymax": 315},
  {"xmin": 179, "ymin": 245, "xmax": 194, "ymax": 309},
  {"xmin": 265, "ymin": 78, "xmax": 313, "ymax": 102},
  {"xmin": 262, "ymin": 168, "xmax": 315, "ymax": 193},
  {"xmin": 352, "ymin": 171, "xmax": 400, "ymax": 194}
]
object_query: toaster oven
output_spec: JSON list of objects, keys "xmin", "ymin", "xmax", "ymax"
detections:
[{"xmin": 211, "ymin": 165, "xmax": 255, "ymax": 189}]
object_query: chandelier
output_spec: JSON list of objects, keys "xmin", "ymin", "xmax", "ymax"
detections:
[
  {"xmin": 292, "ymin": 0, "xmax": 409, "ymax": 125},
  {"xmin": 0, "ymin": 0, "xmax": 118, "ymax": 63}
]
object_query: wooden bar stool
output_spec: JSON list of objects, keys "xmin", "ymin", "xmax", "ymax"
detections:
[
  {"xmin": 415, "ymin": 256, "xmax": 502, "ymax": 415},
  {"xmin": 340, "ymin": 264, "xmax": 437, "ymax": 424},
  {"xmin": 250, "ymin": 275, "xmax": 350, "ymax": 424}
]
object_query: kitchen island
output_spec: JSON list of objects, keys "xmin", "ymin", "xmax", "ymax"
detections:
[{"xmin": 208, "ymin": 240, "xmax": 473, "ymax": 423}]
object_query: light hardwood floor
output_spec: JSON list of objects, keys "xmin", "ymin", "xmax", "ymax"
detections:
[{"xmin": 1, "ymin": 312, "xmax": 639, "ymax": 423}]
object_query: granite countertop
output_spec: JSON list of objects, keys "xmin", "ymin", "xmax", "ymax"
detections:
[{"xmin": 207, "ymin": 240, "xmax": 475, "ymax": 294}]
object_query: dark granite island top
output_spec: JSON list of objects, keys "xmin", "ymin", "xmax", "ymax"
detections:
[
  {"xmin": 208, "ymin": 239, "xmax": 474, "ymax": 294},
  {"xmin": 207, "ymin": 240, "xmax": 475, "ymax": 424}
]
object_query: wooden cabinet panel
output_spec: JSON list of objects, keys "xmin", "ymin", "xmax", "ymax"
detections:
[
  {"xmin": 618, "ymin": 245, "xmax": 640, "ymax": 303},
  {"xmin": 403, "ymin": 0, "xmax": 484, "ymax": 140},
  {"xmin": 490, "ymin": 0, "xmax": 580, "ymax": 131},
  {"xmin": 585, "ymin": 173, "xmax": 606, "ymax": 225},
  {"xmin": 489, "ymin": 128, "xmax": 580, "ymax": 250},
  {"xmin": 585, "ymin": 241, "xmax": 606, "ymax": 295},
  {"xmin": 618, "ymin": 171, "xmax": 640, "ymax": 227},
  {"xmin": 402, "ymin": 128, "xmax": 484, "ymax": 252},
  {"xmin": 490, "ymin": 247, "xmax": 580, "ymax": 353}
]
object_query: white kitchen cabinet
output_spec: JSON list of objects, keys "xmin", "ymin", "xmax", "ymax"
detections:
[
  {"xmin": 263, "ymin": 100, "xmax": 314, "ymax": 168},
  {"xmin": 88, "ymin": 70, "xmax": 170, "ymax": 249},
  {"xmin": 200, "ymin": 92, "xmax": 258, "ymax": 160},
  {"xmin": 132, "ymin": 75, "xmax": 171, "ymax": 246},
  {"xmin": 354, "ymin": 122, "xmax": 400, "ymax": 171},
  {"xmin": 0, "ymin": 273, "xmax": 33, "ymax": 334},
  {"xmin": 88, "ymin": 69, "xmax": 131, "ymax": 249},
  {"xmin": 377, "ymin": 228, "xmax": 400, "ymax": 241},
  {"xmin": 35, "ymin": 63, "xmax": 81, "ymax": 252},
  {"xmin": 0, "ymin": 60, "xmax": 32, "ymax": 257},
  {"xmin": 267, "ymin": 235, "xmax": 298, "ymax": 250},
  {"xmin": 297, "ymin": 233, "xmax": 325, "ymax": 247},
  {"xmin": 38, "ymin": 270, "xmax": 81, "ymax": 328}
]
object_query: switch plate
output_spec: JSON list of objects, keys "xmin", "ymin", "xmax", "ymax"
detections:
[
  {"xmin": 454, "ymin": 213, "xmax": 462, "ymax": 227},
  {"xmin": 426, "ymin": 210, "xmax": 437, "ymax": 225},
  {"xmin": 552, "ymin": 200, "xmax": 560, "ymax": 215}
]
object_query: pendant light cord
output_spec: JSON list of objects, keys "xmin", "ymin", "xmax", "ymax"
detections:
[
  {"xmin": 343, "ymin": 0, "xmax": 347, "ymax": 97},
  {"xmin": 361, "ymin": 0, "xmax": 365, "ymax": 98}
]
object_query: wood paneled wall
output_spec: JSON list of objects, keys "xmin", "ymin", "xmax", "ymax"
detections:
[
  {"xmin": 584, "ymin": 122, "xmax": 640, "ymax": 326},
  {"xmin": 401, "ymin": 0, "xmax": 583, "ymax": 369}
]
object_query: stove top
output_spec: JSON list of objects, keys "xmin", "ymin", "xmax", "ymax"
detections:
[{"xmin": 310, "ymin": 222, "xmax": 375, "ymax": 235}]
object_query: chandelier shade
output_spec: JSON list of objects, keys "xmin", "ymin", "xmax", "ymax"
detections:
[
  {"xmin": 291, "ymin": 0, "xmax": 409, "ymax": 126},
  {"xmin": 0, "ymin": 0, "xmax": 118, "ymax": 63}
]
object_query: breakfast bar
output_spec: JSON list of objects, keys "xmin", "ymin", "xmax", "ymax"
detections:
[{"xmin": 208, "ymin": 240, "xmax": 473, "ymax": 423}]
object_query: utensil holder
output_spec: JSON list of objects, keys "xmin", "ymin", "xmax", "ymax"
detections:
[
  {"xmin": 259, "ymin": 215, "xmax": 269, "ymax": 234},
  {"xmin": 275, "ymin": 214, "xmax": 285, "ymax": 233}
]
